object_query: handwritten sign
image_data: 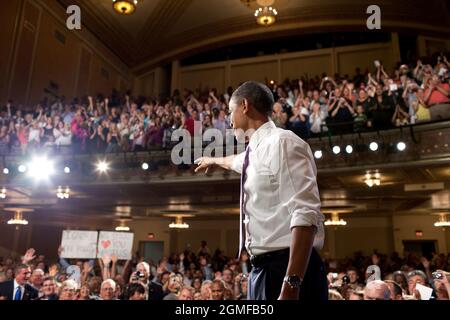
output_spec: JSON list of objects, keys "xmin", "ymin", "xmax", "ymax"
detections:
[
  {"xmin": 60, "ymin": 230, "xmax": 98, "ymax": 259},
  {"xmin": 97, "ymin": 231, "xmax": 134, "ymax": 260}
]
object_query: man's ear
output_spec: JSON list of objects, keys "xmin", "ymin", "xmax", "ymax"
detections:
[{"xmin": 241, "ymin": 99, "xmax": 249, "ymax": 115}]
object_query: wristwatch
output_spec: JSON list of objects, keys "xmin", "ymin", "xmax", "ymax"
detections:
[{"xmin": 283, "ymin": 275, "xmax": 303, "ymax": 289}]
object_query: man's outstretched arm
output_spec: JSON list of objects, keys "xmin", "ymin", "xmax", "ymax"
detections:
[{"xmin": 195, "ymin": 153, "xmax": 244, "ymax": 174}]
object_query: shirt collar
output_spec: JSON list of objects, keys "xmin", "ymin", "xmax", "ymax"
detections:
[
  {"xmin": 14, "ymin": 280, "xmax": 23, "ymax": 289},
  {"xmin": 248, "ymin": 120, "xmax": 277, "ymax": 151}
]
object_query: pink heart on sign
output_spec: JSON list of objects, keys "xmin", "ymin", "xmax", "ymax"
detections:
[{"xmin": 101, "ymin": 240, "xmax": 111, "ymax": 249}]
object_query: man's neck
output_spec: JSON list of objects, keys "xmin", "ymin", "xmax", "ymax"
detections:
[
  {"xmin": 246, "ymin": 118, "xmax": 269, "ymax": 135},
  {"xmin": 14, "ymin": 279, "xmax": 24, "ymax": 287}
]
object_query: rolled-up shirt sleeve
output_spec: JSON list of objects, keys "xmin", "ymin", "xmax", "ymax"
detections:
[
  {"xmin": 231, "ymin": 152, "xmax": 246, "ymax": 174},
  {"xmin": 278, "ymin": 137, "xmax": 323, "ymax": 230}
]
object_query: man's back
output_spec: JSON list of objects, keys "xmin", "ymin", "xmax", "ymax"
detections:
[{"xmin": 232, "ymin": 121, "xmax": 323, "ymax": 256}]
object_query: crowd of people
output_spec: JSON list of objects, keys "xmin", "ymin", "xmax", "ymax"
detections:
[
  {"xmin": 1, "ymin": 52, "xmax": 449, "ymax": 156},
  {"xmin": 325, "ymin": 251, "xmax": 450, "ymax": 300},
  {"xmin": 0, "ymin": 242, "xmax": 449, "ymax": 300},
  {"xmin": 0, "ymin": 52, "xmax": 449, "ymax": 301}
]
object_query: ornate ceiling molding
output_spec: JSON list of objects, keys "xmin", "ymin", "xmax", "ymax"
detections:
[{"xmin": 52, "ymin": 0, "xmax": 449, "ymax": 72}]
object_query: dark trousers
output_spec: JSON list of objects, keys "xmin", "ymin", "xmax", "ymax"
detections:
[{"xmin": 248, "ymin": 248, "xmax": 328, "ymax": 300}]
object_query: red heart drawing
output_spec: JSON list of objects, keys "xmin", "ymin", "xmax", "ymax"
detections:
[{"xmin": 101, "ymin": 240, "xmax": 111, "ymax": 249}]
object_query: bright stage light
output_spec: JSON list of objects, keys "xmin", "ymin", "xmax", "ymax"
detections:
[
  {"xmin": 314, "ymin": 150, "xmax": 323, "ymax": 159},
  {"xmin": 397, "ymin": 141, "xmax": 406, "ymax": 152},
  {"xmin": 28, "ymin": 157, "xmax": 54, "ymax": 181},
  {"xmin": 97, "ymin": 161, "xmax": 109, "ymax": 173},
  {"xmin": 369, "ymin": 142, "xmax": 379, "ymax": 151},
  {"xmin": 345, "ymin": 145, "xmax": 353, "ymax": 154},
  {"xmin": 64, "ymin": 167, "xmax": 71, "ymax": 174},
  {"xmin": 142, "ymin": 163, "xmax": 149, "ymax": 171},
  {"xmin": 332, "ymin": 146, "xmax": 341, "ymax": 155},
  {"xmin": 3, "ymin": 168, "xmax": 9, "ymax": 175},
  {"xmin": 18, "ymin": 165, "xmax": 27, "ymax": 173}
]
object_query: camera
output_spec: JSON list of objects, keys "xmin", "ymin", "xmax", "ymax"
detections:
[
  {"xmin": 342, "ymin": 275, "xmax": 350, "ymax": 285},
  {"xmin": 432, "ymin": 272, "xmax": 444, "ymax": 280},
  {"xmin": 134, "ymin": 271, "xmax": 145, "ymax": 280}
]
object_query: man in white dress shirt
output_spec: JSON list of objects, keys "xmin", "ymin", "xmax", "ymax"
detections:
[{"xmin": 195, "ymin": 81, "xmax": 327, "ymax": 300}]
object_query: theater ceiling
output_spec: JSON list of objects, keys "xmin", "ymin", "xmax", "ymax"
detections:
[{"xmin": 52, "ymin": 0, "xmax": 450, "ymax": 74}]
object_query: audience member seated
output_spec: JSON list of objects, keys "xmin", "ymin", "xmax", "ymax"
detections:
[
  {"xmin": 0, "ymin": 243, "xmax": 449, "ymax": 301},
  {"xmin": 364, "ymin": 280, "xmax": 391, "ymax": 300}
]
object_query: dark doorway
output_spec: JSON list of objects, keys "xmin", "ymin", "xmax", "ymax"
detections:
[
  {"xmin": 403, "ymin": 240, "xmax": 437, "ymax": 258},
  {"xmin": 398, "ymin": 34, "xmax": 418, "ymax": 63},
  {"xmin": 139, "ymin": 241, "xmax": 164, "ymax": 265}
]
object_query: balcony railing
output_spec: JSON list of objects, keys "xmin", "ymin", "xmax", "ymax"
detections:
[{"xmin": 0, "ymin": 120, "xmax": 449, "ymax": 185}]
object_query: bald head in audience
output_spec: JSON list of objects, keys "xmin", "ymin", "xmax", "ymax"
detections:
[{"xmin": 364, "ymin": 280, "xmax": 391, "ymax": 300}]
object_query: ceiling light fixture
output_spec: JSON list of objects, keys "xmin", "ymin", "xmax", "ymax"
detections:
[
  {"xmin": 112, "ymin": 0, "xmax": 138, "ymax": 15},
  {"xmin": 57, "ymin": 186, "xmax": 70, "ymax": 200},
  {"xmin": 115, "ymin": 219, "xmax": 131, "ymax": 232},
  {"xmin": 434, "ymin": 214, "xmax": 450, "ymax": 227},
  {"xmin": 169, "ymin": 216, "xmax": 190, "ymax": 229},
  {"xmin": 255, "ymin": 6, "xmax": 278, "ymax": 26},
  {"xmin": 5, "ymin": 208, "xmax": 33, "ymax": 228},
  {"xmin": 324, "ymin": 212, "xmax": 347, "ymax": 226},
  {"xmin": 364, "ymin": 170, "xmax": 381, "ymax": 187}
]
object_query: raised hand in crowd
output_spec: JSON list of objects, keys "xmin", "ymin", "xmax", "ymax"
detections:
[{"xmin": 21, "ymin": 248, "xmax": 36, "ymax": 264}]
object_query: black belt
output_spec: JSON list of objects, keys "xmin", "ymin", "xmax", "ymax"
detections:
[{"xmin": 250, "ymin": 248, "xmax": 289, "ymax": 268}]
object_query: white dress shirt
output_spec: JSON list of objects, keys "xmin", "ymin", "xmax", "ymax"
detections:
[
  {"xmin": 231, "ymin": 121, "xmax": 324, "ymax": 256},
  {"xmin": 13, "ymin": 280, "xmax": 24, "ymax": 300}
]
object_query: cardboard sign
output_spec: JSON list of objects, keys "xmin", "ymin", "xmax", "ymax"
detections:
[
  {"xmin": 97, "ymin": 231, "xmax": 134, "ymax": 260},
  {"xmin": 60, "ymin": 230, "xmax": 98, "ymax": 259}
]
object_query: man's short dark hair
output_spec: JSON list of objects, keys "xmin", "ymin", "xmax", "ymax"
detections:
[
  {"xmin": 231, "ymin": 81, "xmax": 274, "ymax": 116},
  {"xmin": 128, "ymin": 283, "xmax": 146, "ymax": 297},
  {"xmin": 14, "ymin": 264, "xmax": 30, "ymax": 275},
  {"xmin": 43, "ymin": 276, "xmax": 56, "ymax": 283}
]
